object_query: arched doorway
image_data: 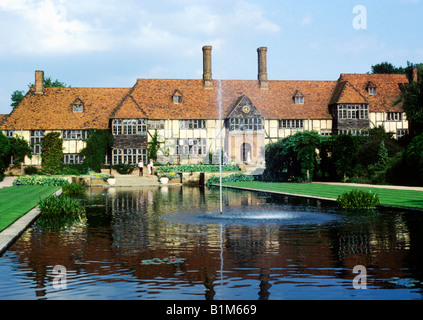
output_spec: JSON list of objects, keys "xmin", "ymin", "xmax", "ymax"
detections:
[{"xmin": 241, "ymin": 143, "xmax": 251, "ymax": 163}]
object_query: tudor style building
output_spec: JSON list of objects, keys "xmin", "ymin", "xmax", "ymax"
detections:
[{"xmin": 0, "ymin": 46, "xmax": 411, "ymax": 169}]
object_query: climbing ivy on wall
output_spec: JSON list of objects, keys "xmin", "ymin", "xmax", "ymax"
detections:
[
  {"xmin": 41, "ymin": 132, "xmax": 64, "ymax": 174},
  {"xmin": 80, "ymin": 129, "xmax": 113, "ymax": 172}
]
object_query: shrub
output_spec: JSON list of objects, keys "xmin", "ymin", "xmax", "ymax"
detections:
[
  {"xmin": 112, "ymin": 164, "xmax": 135, "ymax": 174},
  {"xmin": 157, "ymin": 164, "xmax": 240, "ymax": 173},
  {"xmin": 13, "ymin": 176, "xmax": 70, "ymax": 186},
  {"xmin": 336, "ymin": 189, "xmax": 380, "ymax": 209},
  {"xmin": 24, "ymin": 166, "xmax": 39, "ymax": 175},
  {"xmin": 205, "ymin": 173, "xmax": 254, "ymax": 188},
  {"xmin": 62, "ymin": 183, "xmax": 86, "ymax": 196},
  {"xmin": 80, "ymin": 130, "xmax": 113, "ymax": 172}
]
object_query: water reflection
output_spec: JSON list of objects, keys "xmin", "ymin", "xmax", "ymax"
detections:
[{"xmin": 1, "ymin": 186, "xmax": 423, "ymax": 300}]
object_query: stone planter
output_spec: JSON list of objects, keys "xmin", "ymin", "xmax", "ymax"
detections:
[
  {"xmin": 160, "ymin": 177, "xmax": 169, "ymax": 184},
  {"xmin": 107, "ymin": 178, "xmax": 116, "ymax": 185}
]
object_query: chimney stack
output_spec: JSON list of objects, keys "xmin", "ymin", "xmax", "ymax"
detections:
[
  {"xmin": 35, "ymin": 70, "xmax": 44, "ymax": 94},
  {"xmin": 202, "ymin": 45, "xmax": 213, "ymax": 89},
  {"xmin": 257, "ymin": 47, "xmax": 269, "ymax": 90},
  {"xmin": 412, "ymin": 67, "xmax": 418, "ymax": 83}
]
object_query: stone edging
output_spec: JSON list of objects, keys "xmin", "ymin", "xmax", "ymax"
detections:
[{"xmin": 0, "ymin": 188, "xmax": 62, "ymax": 257}]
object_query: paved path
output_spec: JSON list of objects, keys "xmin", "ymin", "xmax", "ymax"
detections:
[{"xmin": 0, "ymin": 177, "xmax": 15, "ymax": 189}]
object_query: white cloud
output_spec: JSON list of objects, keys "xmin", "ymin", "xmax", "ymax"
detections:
[{"xmin": 0, "ymin": 0, "xmax": 280, "ymax": 57}]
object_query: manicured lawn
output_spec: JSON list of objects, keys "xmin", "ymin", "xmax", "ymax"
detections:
[
  {"xmin": 0, "ymin": 186, "xmax": 60, "ymax": 232},
  {"xmin": 222, "ymin": 181, "xmax": 423, "ymax": 210}
]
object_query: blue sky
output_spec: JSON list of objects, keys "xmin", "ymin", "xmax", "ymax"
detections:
[{"xmin": 0, "ymin": 0, "xmax": 422, "ymax": 114}]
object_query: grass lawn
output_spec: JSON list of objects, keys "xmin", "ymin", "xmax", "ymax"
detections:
[
  {"xmin": 222, "ymin": 181, "xmax": 423, "ymax": 210},
  {"xmin": 0, "ymin": 185, "xmax": 60, "ymax": 232}
]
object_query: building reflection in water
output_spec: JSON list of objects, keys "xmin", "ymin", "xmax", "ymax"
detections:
[{"xmin": 4, "ymin": 186, "xmax": 423, "ymax": 300}]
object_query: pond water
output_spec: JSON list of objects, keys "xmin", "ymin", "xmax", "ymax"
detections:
[{"xmin": 1, "ymin": 185, "xmax": 423, "ymax": 300}]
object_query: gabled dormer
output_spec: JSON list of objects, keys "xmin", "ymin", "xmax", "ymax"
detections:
[
  {"xmin": 72, "ymin": 98, "xmax": 84, "ymax": 113},
  {"xmin": 172, "ymin": 90, "xmax": 183, "ymax": 104},
  {"xmin": 293, "ymin": 90, "xmax": 304, "ymax": 104},
  {"xmin": 366, "ymin": 81, "xmax": 377, "ymax": 95}
]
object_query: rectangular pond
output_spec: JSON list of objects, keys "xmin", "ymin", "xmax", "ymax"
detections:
[{"xmin": 1, "ymin": 185, "xmax": 423, "ymax": 300}]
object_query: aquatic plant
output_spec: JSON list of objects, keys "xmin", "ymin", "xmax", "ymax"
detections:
[
  {"xmin": 205, "ymin": 173, "xmax": 254, "ymax": 188},
  {"xmin": 38, "ymin": 194, "xmax": 84, "ymax": 221},
  {"xmin": 61, "ymin": 182, "xmax": 86, "ymax": 196},
  {"xmin": 336, "ymin": 189, "xmax": 380, "ymax": 209}
]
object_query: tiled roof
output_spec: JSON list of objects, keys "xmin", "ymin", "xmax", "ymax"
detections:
[
  {"xmin": 0, "ymin": 114, "xmax": 8, "ymax": 126},
  {"xmin": 0, "ymin": 87, "xmax": 129, "ymax": 130},
  {"xmin": 331, "ymin": 74, "xmax": 408, "ymax": 111},
  {"xmin": 125, "ymin": 79, "xmax": 337, "ymax": 120},
  {"xmin": 0, "ymin": 73, "xmax": 408, "ymax": 131}
]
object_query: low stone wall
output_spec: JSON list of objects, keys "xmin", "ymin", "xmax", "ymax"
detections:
[{"xmin": 180, "ymin": 172, "xmax": 237, "ymax": 186}]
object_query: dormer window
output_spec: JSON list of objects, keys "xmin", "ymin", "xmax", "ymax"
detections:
[
  {"xmin": 173, "ymin": 90, "xmax": 183, "ymax": 104},
  {"xmin": 368, "ymin": 87, "xmax": 377, "ymax": 95},
  {"xmin": 367, "ymin": 81, "xmax": 377, "ymax": 95},
  {"xmin": 295, "ymin": 96, "xmax": 304, "ymax": 104},
  {"xmin": 72, "ymin": 98, "xmax": 84, "ymax": 113},
  {"xmin": 293, "ymin": 90, "xmax": 304, "ymax": 104},
  {"xmin": 73, "ymin": 104, "xmax": 84, "ymax": 112}
]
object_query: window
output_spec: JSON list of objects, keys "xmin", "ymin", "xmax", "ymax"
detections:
[
  {"xmin": 338, "ymin": 104, "xmax": 368, "ymax": 119},
  {"xmin": 113, "ymin": 148, "xmax": 147, "ymax": 165},
  {"xmin": 229, "ymin": 118, "xmax": 263, "ymax": 131},
  {"xmin": 4, "ymin": 130, "xmax": 13, "ymax": 137},
  {"xmin": 320, "ymin": 130, "xmax": 332, "ymax": 136},
  {"xmin": 387, "ymin": 112, "xmax": 403, "ymax": 121},
  {"xmin": 63, "ymin": 154, "xmax": 84, "ymax": 164},
  {"xmin": 279, "ymin": 119, "xmax": 304, "ymax": 129},
  {"xmin": 180, "ymin": 119, "xmax": 206, "ymax": 129},
  {"xmin": 368, "ymin": 87, "xmax": 377, "ymax": 95},
  {"xmin": 148, "ymin": 120, "xmax": 165, "ymax": 130},
  {"xmin": 30, "ymin": 130, "xmax": 44, "ymax": 154},
  {"xmin": 112, "ymin": 119, "xmax": 147, "ymax": 135},
  {"xmin": 62, "ymin": 130, "xmax": 90, "ymax": 140},
  {"xmin": 73, "ymin": 104, "xmax": 84, "ymax": 112},
  {"xmin": 175, "ymin": 139, "xmax": 207, "ymax": 156},
  {"xmin": 338, "ymin": 129, "xmax": 368, "ymax": 136},
  {"xmin": 294, "ymin": 96, "xmax": 304, "ymax": 104},
  {"xmin": 173, "ymin": 96, "xmax": 183, "ymax": 104}
]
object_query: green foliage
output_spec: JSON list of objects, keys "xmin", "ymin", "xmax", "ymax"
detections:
[
  {"xmin": 148, "ymin": 129, "xmax": 162, "ymax": 162},
  {"xmin": 24, "ymin": 166, "xmax": 39, "ymax": 175},
  {"xmin": 10, "ymin": 90, "xmax": 25, "ymax": 109},
  {"xmin": 41, "ymin": 132, "xmax": 63, "ymax": 174},
  {"xmin": 112, "ymin": 164, "xmax": 135, "ymax": 174},
  {"xmin": 13, "ymin": 176, "xmax": 70, "ymax": 186},
  {"xmin": 404, "ymin": 133, "xmax": 423, "ymax": 182},
  {"xmin": 9, "ymin": 136, "xmax": 32, "ymax": 166},
  {"xmin": 156, "ymin": 163, "xmax": 240, "ymax": 173},
  {"xmin": 62, "ymin": 183, "xmax": 86, "ymax": 196},
  {"xmin": 80, "ymin": 130, "xmax": 113, "ymax": 172},
  {"xmin": 264, "ymin": 131, "xmax": 321, "ymax": 182},
  {"xmin": 205, "ymin": 173, "xmax": 254, "ymax": 188},
  {"xmin": 371, "ymin": 62, "xmax": 406, "ymax": 74},
  {"xmin": 0, "ymin": 131, "xmax": 11, "ymax": 181},
  {"xmin": 37, "ymin": 194, "xmax": 85, "ymax": 230},
  {"xmin": 337, "ymin": 189, "xmax": 380, "ymax": 209}
]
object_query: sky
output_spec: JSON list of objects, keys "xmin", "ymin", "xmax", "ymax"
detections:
[{"xmin": 0, "ymin": 0, "xmax": 422, "ymax": 114}]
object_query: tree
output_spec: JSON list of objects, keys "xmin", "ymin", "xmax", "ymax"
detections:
[
  {"xmin": 0, "ymin": 132, "xmax": 11, "ymax": 181},
  {"xmin": 394, "ymin": 63, "xmax": 423, "ymax": 137},
  {"xmin": 371, "ymin": 62, "xmax": 406, "ymax": 74},
  {"xmin": 41, "ymin": 132, "xmax": 64, "ymax": 174},
  {"xmin": 8, "ymin": 136, "xmax": 32, "ymax": 166},
  {"xmin": 10, "ymin": 76, "xmax": 69, "ymax": 109},
  {"xmin": 147, "ymin": 129, "xmax": 163, "ymax": 162}
]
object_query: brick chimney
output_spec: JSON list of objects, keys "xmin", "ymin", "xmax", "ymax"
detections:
[
  {"xmin": 412, "ymin": 67, "xmax": 418, "ymax": 83},
  {"xmin": 257, "ymin": 47, "xmax": 269, "ymax": 90},
  {"xmin": 35, "ymin": 70, "xmax": 44, "ymax": 94},
  {"xmin": 202, "ymin": 45, "xmax": 213, "ymax": 89}
]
